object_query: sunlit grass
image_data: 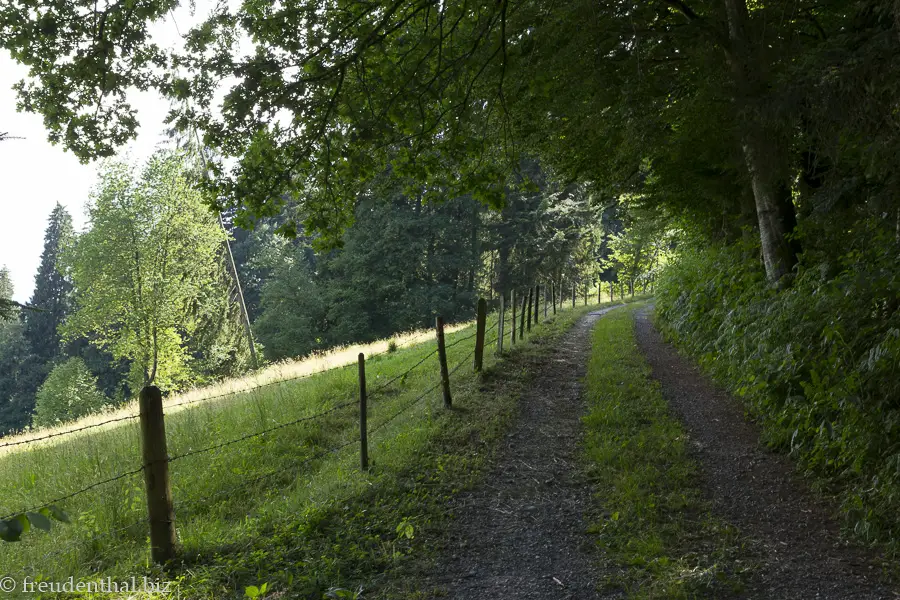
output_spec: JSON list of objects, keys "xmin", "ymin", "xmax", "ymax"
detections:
[{"xmin": 0, "ymin": 297, "xmax": 600, "ymax": 597}]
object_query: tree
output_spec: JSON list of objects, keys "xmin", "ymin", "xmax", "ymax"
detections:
[
  {"xmin": 23, "ymin": 204, "xmax": 74, "ymax": 360},
  {"xmin": 0, "ymin": 267, "xmax": 33, "ymax": 432},
  {"xmin": 32, "ymin": 357, "xmax": 110, "ymax": 427},
  {"xmin": 63, "ymin": 151, "xmax": 227, "ymax": 392}
]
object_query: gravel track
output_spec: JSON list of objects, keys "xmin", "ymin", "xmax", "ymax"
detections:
[
  {"xmin": 426, "ymin": 308, "xmax": 621, "ymax": 599},
  {"xmin": 634, "ymin": 306, "xmax": 896, "ymax": 600}
]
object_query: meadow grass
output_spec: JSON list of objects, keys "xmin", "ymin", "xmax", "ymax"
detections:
[
  {"xmin": 0, "ymin": 296, "xmax": 601, "ymax": 598},
  {"xmin": 582, "ymin": 304, "xmax": 752, "ymax": 598}
]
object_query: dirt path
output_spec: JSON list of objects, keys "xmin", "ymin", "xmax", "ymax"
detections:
[
  {"xmin": 634, "ymin": 307, "xmax": 896, "ymax": 599},
  {"xmin": 426, "ymin": 308, "xmax": 619, "ymax": 600}
]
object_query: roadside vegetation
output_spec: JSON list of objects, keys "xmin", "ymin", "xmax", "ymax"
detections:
[
  {"xmin": 583, "ymin": 304, "xmax": 751, "ymax": 598},
  {"xmin": 0, "ymin": 298, "xmax": 603, "ymax": 598},
  {"xmin": 656, "ymin": 234, "xmax": 900, "ymax": 556}
]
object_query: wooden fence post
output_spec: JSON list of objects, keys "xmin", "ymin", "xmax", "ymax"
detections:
[
  {"xmin": 519, "ymin": 292, "xmax": 528, "ymax": 337},
  {"xmin": 436, "ymin": 317, "xmax": 452, "ymax": 408},
  {"xmin": 572, "ymin": 282, "xmax": 576, "ymax": 307},
  {"xmin": 543, "ymin": 284, "xmax": 548, "ymax": 317},
  {"xmin": 609, "ymin": 281, "xmax": 614, "ymax": 302},
  {"xmin": 358, "ymin": 353, "xmax": 368, "ymax": 471},
  {"xmin": 552, "ymin": 282, "xmax": 557, "ymax": 315},
  {"xmin": 474, "ymin": 298, "xmax": 487, "ymax": 372},
  {"xmin": 584, "ymin": 282, "xmax": 588, "ymax": 305},
  {"xmin": 598, "ymin": 281, "xmax": 602, "ymax": 304},
  {"xmin": 526, "ymin": 287, "xmax": 533, "ymax": 332},
  {"xmin": 497, "ymin": 293, "xmax": 505, "ymax": 355},
  {"xmin": 534, "ymin": 284, "xmax": 540, "ymax": 324},
  {"xmin": 511, "ymin": 289, "xmax": 517, "ymax": 344},
  {"xmin": 139, "ymin": 386, "xmax": 177, "ymax": 564}
]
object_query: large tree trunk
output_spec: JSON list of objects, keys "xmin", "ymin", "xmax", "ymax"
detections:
[
  {"xmin": 723, "ymin": 0, "xmax": 799, "ymax": 284},
  {"xmin": 741, "ymin": 129, "xmax": 799, "ymax": 282}
]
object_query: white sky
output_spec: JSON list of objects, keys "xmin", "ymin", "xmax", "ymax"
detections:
[{"xmin": 0, "ymin": 4, "xmax": 212, "ymax": 303}]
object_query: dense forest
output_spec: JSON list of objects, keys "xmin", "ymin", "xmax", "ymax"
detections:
[
  {"xmin": 2, "ymin": 0, "xmax": 900, "ymax": 561},
  {"xmin": 0, "ymin": 153, "xmax": 660, "ymax": 433}
]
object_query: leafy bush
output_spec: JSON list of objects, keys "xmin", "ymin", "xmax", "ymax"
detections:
[
  {"xmin": 33, "ymin": 358, "xmax": 111, "ymax": 427},
  {"xmin": 656, "ymin": 224, "xmax": 900, "ymax": 549}
]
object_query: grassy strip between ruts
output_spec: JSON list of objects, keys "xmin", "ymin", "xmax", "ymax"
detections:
[{"xmin": 582, "ymin": 304, "xmax": 754, "ymax": 598}]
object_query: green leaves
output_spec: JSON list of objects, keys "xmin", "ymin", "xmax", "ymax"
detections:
[
  {"xmin": 0, "ymin": 505, "xmax": 68, "ymax": 542},
  {"xmin": 244, "ymin": 582, "xmax": 268, "ymax": 599},
  {"xmin": 62, "ymin": 150, "xmax": 229, "ymax": 392}
]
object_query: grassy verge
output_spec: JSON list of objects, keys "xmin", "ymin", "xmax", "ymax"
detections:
[
  {"xmin": 0, "ymin": 297, "xmax": 607, "ymax": 599},
  {"xmin": 582, "ymin": 304, "xmax": 752, "ymax": 598}
]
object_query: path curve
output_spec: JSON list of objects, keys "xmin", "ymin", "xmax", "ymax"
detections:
[
  {"xmin": 428, "ymin": 308, "xmax": 619, "ymax": 599},
  {"xmin": 634, "ymin": 307, "xmax": 895, "ymax": 600}
]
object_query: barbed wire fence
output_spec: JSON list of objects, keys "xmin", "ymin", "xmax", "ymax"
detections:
[{"xmin": 3, "ymin": 284, "xmax": 588, "ymax": 565}]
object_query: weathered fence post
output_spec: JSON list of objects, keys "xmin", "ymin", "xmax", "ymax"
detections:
[
  {"xmin": 139, "ymin": 386, "xmax": 177, "ymax": 564},
  {"xmin": 436, "ymin": 317, "xmax": 452, "ymax": 408},
  {"xmin": 598, "ymin": 281, "xmax": 602, "ymax": 304},
  {"xmin": 497, "ymin": 293, "xmax": 505, "ymax": 355},
  {"xmin": 526, "ymin": 287, "xmax": 533, "ymax": 332},
  {"xmin": 358, "ymin": 353, "xmax": 368, "ymax": 471},
  {"xmin": 511, "ymin": 289, "xmax": 517, "ymax": 344},
  {"xmin": 520, "ymin": 292, "xmax": 528, "ymax": 337},
  {"xmin": 534, "ymin": 284, "xmax": 540, "ymax": 324},
  {"xmin": 474, "ymin": 298, "xmax": 487, "ymax": 372},
  {"xmin": 544, "ymin": 284, "xmax": 548, "ymax": 318},
  {"xmin": 572, "ymin": 282, "xmax": 576, "ymax": 307},
  {"xmin": 584, "ymin": 283, "xmax": 588, "ymax": 305},
  {"xmin": 552, "ymin": 282, "xmax": 557, "ymax": 315}
]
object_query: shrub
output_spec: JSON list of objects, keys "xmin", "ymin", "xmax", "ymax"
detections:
[
  {"xmin": 33, "ymin": 358, "xmax": 111, "ymax": 427},
  {"xmin": 656, "ymin": 225, "xmax": 900, "ymax": 549}
]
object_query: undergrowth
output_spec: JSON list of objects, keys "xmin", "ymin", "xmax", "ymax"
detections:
[
  {"xmin": 655, "ymin": 228, "xmax": 900, "ymax": 554},
  {"xmin": 583, "ymin": 304, "xmax": 751, "ymax": 598}
]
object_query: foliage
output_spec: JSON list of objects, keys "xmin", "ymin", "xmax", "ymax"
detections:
[
  {"xmin": 0, "ymin": 505, "xmax": 69, "ymax": 543},
  {"xmin": 656, "ymin": 227, "xmax": 900, "ymax": 549},
  {"xmin": 0, "ymin": 268, "xmax": 35, "ymax": 432},
  {"xmin": 583, "ymin": 304, "xmax": 748, "ymax": 597},
  {"xmin": 32, "ymin": 357, "xmax": 110, "ymax": 427},
  {"xmin": 63, "ymin": 151, "xmax": 227, "ymax": 392},
  {"xmin": 23, "ymin": 203, "xmax": 74, "ymax": 361}
]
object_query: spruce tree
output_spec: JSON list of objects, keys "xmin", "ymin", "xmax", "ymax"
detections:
[{"xmin": 24, "ymin": 203, "xmax": 74, "ymax": 361}]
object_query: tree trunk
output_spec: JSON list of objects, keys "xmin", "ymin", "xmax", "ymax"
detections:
[{"xmin": 723, "ymin": 0, "xmax": 799, "ymax": 284}]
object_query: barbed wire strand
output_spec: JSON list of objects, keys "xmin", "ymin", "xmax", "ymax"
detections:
[
  {"xmin": 167, "ymin": 399, "xmax": 357, "ymax": 463},
  {"xmin": 369, "ymin": 346, "xmax": 439, "ymax": 396},
  {"xmin": 2, "ymin": 466, "xmax": 145, "ymax": 521}
]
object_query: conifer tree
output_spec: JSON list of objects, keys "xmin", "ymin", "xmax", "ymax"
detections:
[{"xmin": 24, "ymin": 203, "xmax": 74, "ymax": 361}]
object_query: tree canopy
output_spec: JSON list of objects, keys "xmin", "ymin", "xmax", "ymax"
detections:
[{"xmin": 2, "ymin": 0, "xmax": 899, "ymax": 284}]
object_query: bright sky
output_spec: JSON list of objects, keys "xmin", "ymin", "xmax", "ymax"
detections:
[{"xmin": 0, "ymin": 4, "xmax": 212, "ymax": 303}]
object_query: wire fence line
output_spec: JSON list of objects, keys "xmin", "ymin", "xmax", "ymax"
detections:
[
  {"xmin": 2, "ymin": 318, "xmax": 485, "ymax": 520},
  {"xmin": 6, "ymin": 291, "xmax": 580, "ymax": 566},
  {"xmin": 0, "ymin": 315, "xmax": 493, "ymax": 453}
]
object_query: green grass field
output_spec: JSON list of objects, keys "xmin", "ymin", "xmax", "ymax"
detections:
[{"xmin": 0, "ymin": 296, "xmax": 610, "ymax": 599}]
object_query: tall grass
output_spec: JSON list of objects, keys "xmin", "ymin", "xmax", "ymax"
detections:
[{"xmin": 0, "ymin": 298, "xmax": 593, "ymax": 596}]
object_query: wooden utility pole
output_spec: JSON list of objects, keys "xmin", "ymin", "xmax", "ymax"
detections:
[
  {"xmin": 139, "ymin": 386, "xmax": 177, "ymax": 564},
  {"xmin": 436, "ymin": 317, "xmax": 452, "ymax": 408}
]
